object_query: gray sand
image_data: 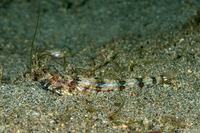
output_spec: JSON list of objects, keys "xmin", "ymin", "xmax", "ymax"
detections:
[{"xmin": 0, "ymin": 0, "xmax": 200, "ymax": 132}]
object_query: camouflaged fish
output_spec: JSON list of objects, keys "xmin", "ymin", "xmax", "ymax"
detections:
[{"xmin": 40, "ymin": 70, "xmax": 178, "ymax": 96}]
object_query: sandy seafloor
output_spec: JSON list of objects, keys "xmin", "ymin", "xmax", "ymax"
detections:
[{"xmin": 0, "ymin": 0, "xmax": 200, "ymax": 132}]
